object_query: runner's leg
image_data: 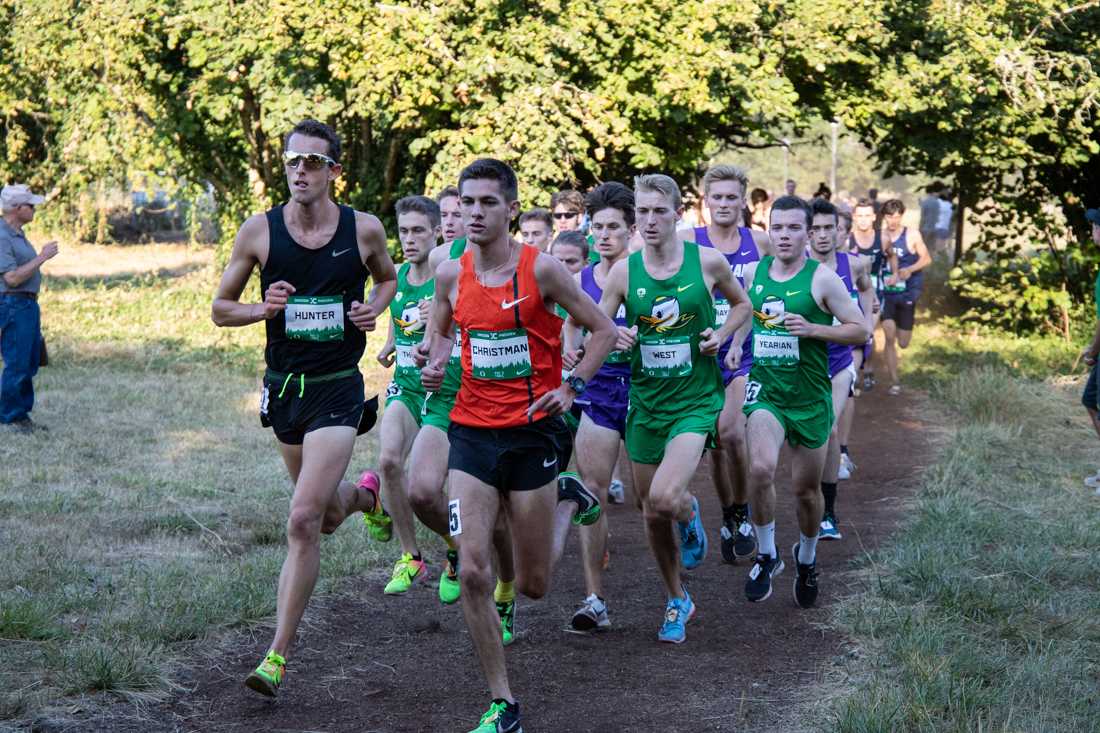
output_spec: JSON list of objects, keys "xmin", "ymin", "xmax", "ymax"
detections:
[
  {"xmin": 575, "ymin": 413, "xmax": 619, "ymax": 599},
  {"xmin": 821, "ymin": 368, "xmax": 853, "ymax": 539},
  {"xmin": 716, "ymin": 375, "xmax": 754, "ymax": 561},
  {"xmin": 271, "ymin": 425, "xmax": 358, "ymax": 656},
  {"xmin": 378, "ymin": 401, "xmax": 421, "ymax": 557},
  {"xmin": 407, "ymin": 424, "xmax": 452, "ymax": 537},
  {"xmin": 882, "ymin": 317, "xmax": 900, "ymax": 388}
]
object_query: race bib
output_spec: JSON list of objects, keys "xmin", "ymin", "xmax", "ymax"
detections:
[
  {"xmin": 285, "ymin": 295, "xmax": 343, "ymax": 341},
  {"xmin": 744, "ymin": 380, "xmax": 762, "ymax": 405},
  {"xmin": 882, "ymin": 270, "xmax": 905, "ymax": 293},
  {"xmin": 640, "ymin": 335, "xmax": 692, "ymax": 378},
  {"xmin": 468, "ymin": 328, "xmax": 532, "ymax": 379},
  {"xmin": 395, "ymin": 343, "xmax": 418, "ymax": 372},
  {"xmin": 450, "ymin": 330, "xmax": 463, "ymax": 360},
  {"xmin": 753, "ymin": 332, "xmax": 800, "ymax": 365},
  {"xmin": 714, "ymin": 297, "xmax": 731, "ymax": 327}
]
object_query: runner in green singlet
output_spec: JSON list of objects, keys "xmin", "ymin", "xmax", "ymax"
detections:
[
  {"xmin": 598, "ymin": 174, "xmax": 751, "ymax": 644},
  {"xmin": 735, "ymin": 196, "xmax": 869, "ymax": 609},
  {"xmin": 375, "ymin": 196, "xmax": 463, "ymax": 596}
]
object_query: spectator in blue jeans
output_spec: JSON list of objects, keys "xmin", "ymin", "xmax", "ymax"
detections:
[
  {"xmin": 0, "ymin": 184, "xmax": 58, "ymax": 433},
  {"xmin": 1081, "ymin": 208, "xmax": 1100, "ymax": 493}
]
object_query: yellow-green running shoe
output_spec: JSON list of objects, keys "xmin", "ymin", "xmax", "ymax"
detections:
[
  {"xmin": 358, "ymin": 470, "xmax": 392, "ymax": 542},
  {"xmin": 439, "ymin": 549, "xmax": 461, "ymax": 605},
  {"xmin": 244, "ymin": 650, "xmax": 285, "ymax": 697},
  {"xmin": 497, "ymin": 599, "xmax": 516, "ymax": 646},
  {"xmin": 384, "ymin": 552, "xmax": 427, "ymax": 595},
  {"xmin": 468, "ymin": 699, "xmax": 522, "ymax": 732}
]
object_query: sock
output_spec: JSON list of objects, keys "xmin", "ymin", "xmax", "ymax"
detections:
[
  {"xmin": 821, "ymin": 482, "xmax": 837, "ymax": 516},
  {"xmin": 410, "ymin": 552, "xmax": 422, "ymax": 562},
  {"xmin": 732, "ymin": 502, "xmax": 749, "ymax": 522},
  {"xmin": 798, "ymin": 533, "xmax": 818, "ymax": 565},
  {"xmin": 840, "ymin": 445, "xmax": 849, "ymax": 456},
  {"xmin": 721, "ymin": 503, "xmax": 736, "ymax": 524},
  {"xmin": 753, "ymin": 520, "xmax": 776, "ymax": 558},
  {"xmin": 494, "ymin": 579, "xmax": 515, "ymax": 604},
  {"xmin": 444, "ymin": 535, "xmax": 457, "ymax": 551}
]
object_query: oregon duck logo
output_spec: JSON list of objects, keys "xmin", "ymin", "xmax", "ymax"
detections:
[
  {"xmin": 639, "ymin": 295, "xmax": 694, "ymax": 333},
  {"xmin": 754, "ymin": 295, "xmax": 787, "ymax": 330},
  {"xmin": 395, "ymin": 303, "xmax": 424, "ymax": 336}
]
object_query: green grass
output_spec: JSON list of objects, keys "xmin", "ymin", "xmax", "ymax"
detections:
[
  {"xmin": 828, "ymin": 343, "xmax": 1100, "ymax": 732},
  {"xmin": 0, "ymin": 244, "xmax": 413, "ymax": 720}
]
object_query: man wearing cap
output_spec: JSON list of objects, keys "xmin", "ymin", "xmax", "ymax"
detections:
[
  {"xmin": 1079, "ymin": 207, "xmax": 1100, "ymax": 494},
  {"xmin": 0, "ymin": 184, "xmax": 57, "ymax": 433}
]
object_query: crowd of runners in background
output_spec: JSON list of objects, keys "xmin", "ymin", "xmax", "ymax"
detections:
[{"xmin": 211, "ymin": 119, "xmax": 935, "ymax": 733}]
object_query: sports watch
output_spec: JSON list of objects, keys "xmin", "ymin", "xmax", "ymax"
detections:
[{"xmin": 564, "ymin": 374, "xmax": 587, "ymax": 396}]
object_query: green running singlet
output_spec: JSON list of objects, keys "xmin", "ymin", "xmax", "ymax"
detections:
[
  {"xmin": 743, "ymin": 255, "xmax": 834, "ymax": 448},
  {"xmin": 385, "ymin": 262, "xmax": 460, "ymax": 430},
  {"xmin": 623, "ymin": 242, "xmax": 723, "ymax": 464}
]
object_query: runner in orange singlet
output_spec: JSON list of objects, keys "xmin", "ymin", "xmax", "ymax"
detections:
[{"xmin": 421, "ymin": 159, "xmax": 617, "ymax": 733}]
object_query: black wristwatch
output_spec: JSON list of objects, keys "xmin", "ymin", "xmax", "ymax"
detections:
[{"xmin": 564, "ymin": 374, "xmax": 587, "ymax": 396}]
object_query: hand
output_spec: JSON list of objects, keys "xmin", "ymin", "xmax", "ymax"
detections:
[
  {"xmin": 1082, "ymin": 346, "xmax": 1097, "ymax": 367},
  {"xmin": 885, "ymin": 274, "xmax": 899, "ymax": 287},
  {"xmin": 377, "ymin": 342, "xmax": 395, "ymax": 368},
  {"xmin": 898, "ymin": 268, "xmax": 911, "ymax": 281},
  {"xmin": 527, "ymin": 385, "xmax": 574, "ymax": 419},
  {"xmin": 615, "ymin": 325, "xmax": 638, "ymax": 352},
  {"xmin": 417, "ymin": 298, "xmax": 432, "ymax": 324},
  {"xmin": 699, "ymin": 327, "xmax": 721, "ymax": 356},
  {"xmin": 413, "ymin": 339, "xmax": 432, "ymax": 368},
  {"xmin": 723, "ymin": 344, "xmax": 741, "ymax": 372},
  {"xmin": 262, "ymin": 280, "xmax": 296, "ymax": 319},
  {"xmin": 871, "ymin": 294, "xmax": 881, "ymax": 314},
  {"xmin": 782, "ymin": 313, "xmax": 818, "ymax": 338},
  {"xmin": 562, "ymin": 348, "xmax": 583, "ymax": 371},
  {"xmin": 348, "ymin": 300, "xmax": 378, "ymax": 331},
  {"xmin": 421, "ymin": 361, "xmax": 445, "ymax": 392},
  {"xmin": 39, "ymin": 241, "xmax": 59, "ymax": 260}
]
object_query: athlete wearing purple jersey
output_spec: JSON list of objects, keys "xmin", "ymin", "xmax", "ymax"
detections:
[
  {"xmin": 678, "ymin": 164, "xmax": 770, "ymax": 564},
  {"xmin": 807, "ymin": 199, "xmax": 875, "ymax": 541},
  {"xmin": 562, "ymin": 182, "xmax": 636, "ymax": 632}
]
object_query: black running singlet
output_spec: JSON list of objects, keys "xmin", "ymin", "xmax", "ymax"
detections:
[{"xmin": 261, "ymin": 205, "xmax": 369, "ymax": 375}]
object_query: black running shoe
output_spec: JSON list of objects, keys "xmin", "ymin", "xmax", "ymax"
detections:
[
  {"xmin": 558, "ymin": 472, "xmax": 601, "ymax": 526},
  {"xmin": 720, "ymin": 516, "xmax": 756, "ymax": 564},
  {"xmin": 745, "ymin": 552, "xmax": 784, "ymax": 602},
  {"xmin": 791, "ymin": 542, "xmax": 819, "ymax": 609}
]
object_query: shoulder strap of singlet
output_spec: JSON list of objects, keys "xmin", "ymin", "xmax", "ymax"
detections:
[
  {"xmin": 693, "ymin": 226, "xmax": 712, "ymax": 247},
  {"xmin": 580, "ymin": 264, "xmax": 596, "ymax": 294},
  {"xmin": 738, "ymin": 226, "xmax": 756, "ymax": 251}
]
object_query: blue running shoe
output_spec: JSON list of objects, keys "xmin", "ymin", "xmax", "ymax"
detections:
[
  {"xmin": 657, "ymin": 589, "xmax": 696, "ymax": 644},
  {"xmin": 678, "ymin": 497, "xmax": 707, "ymax": 569},
  {"xmin": 818, "ymin": 512, "xmax": 843, "ymax": 541}
]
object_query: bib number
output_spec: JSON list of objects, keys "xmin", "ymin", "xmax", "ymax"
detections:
[
  {"xmin": 385, "ymin": 382, "xmax": 402, "ymax": 399},
  {"xmin": 448, "ymin": 499, "xmax": 462, "ymax": 536},
  {"xmin": 640, "ymin": 335, "xmax": 692, "ymax": 378},
  {"xmin": 882, "ymin": 270, "xmax": 905, "ymax": 293},
  {"xmin": 285, "ymin": 295, "xmax": 344, "ymax": 341},
  {"xmin": 259, "ymin": 385, "xmax": 270, "ymax": 415},
  {"xmin": 744, "ymin": 380, "xmax": 762, "ymax": 405},
  {"xmin": 753, "ymin": 332, "xmax": 800, "ymax": 366},
  {"xmin": 468, "ymin": 328, "xmax": 532, "ymax": 379},
  {"xmin": 714, "ymin": 297, "xmax": 730, "ymax": 327},
  {"xmin": 450, "ymin": 330, "xmax": 463, "ymax": 361},
  {"xmin": 395, "ymin": 343, "xmax": 418, "ymax": 373}
]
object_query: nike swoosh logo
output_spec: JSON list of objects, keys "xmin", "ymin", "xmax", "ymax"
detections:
[
  {"xmin": 677, "ymin": 284, "xmax": 693, "ymax": 292},
  {"xmin": 332, "ymin": 248, "xmax": 351, "ymax": 257},
  {"xmin": 542, "ymin": 456, "xmax": 557, "ymax": 467},
  {"xmin": 786, "ymin": 290, "xmax": 801, "ymax": 297},
  {"xmin": 501, "ymin": 296, "xmax": 529, "ymax": 309},
  {"xmin": 739, "ymin": 250, "xmax": 754, "ymax": 256}
]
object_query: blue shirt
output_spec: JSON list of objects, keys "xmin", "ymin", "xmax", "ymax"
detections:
[{"xmin": 0, "ymin": 218, "xmax": 40, "ymax": 293}]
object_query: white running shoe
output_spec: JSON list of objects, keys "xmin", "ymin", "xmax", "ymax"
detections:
[
  {"xmin": 569, "ymin": 594, "xmax": 610, "ymax": 632},
  {"xmin": 1084, "ymin": 470, "xmax": 1100, "ymax": 488},
  {"xmin": 608, "ymin": 479, "xmax": 625, "ymax": 504}
]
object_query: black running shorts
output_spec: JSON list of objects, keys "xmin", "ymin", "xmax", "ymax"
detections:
[
  {"xmin": 448, "ymin": 416, "xmax": 573, "ymax": 492},
  {"xmin": 882, "ymin": 292, "xmax": 918, "ymax": 331},
  {"xmin": 260, "ymin": 372, "xmax": 364, "ymax": 445}
]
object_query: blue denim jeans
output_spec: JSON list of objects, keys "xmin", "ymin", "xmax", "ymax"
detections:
[{"xmin": 0, "ymin": 295, "xmax": 41, "ymax": 423}]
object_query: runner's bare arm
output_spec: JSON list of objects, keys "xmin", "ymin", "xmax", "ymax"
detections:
[
  {"xmin": 901, "ymin": 232, "xmax": 933, "ymax": 278},
  {"xmin": 561, "ymin": 271, "xmax": 585, "ymax": 367},
  {"xmin": 700, "ymin": 247, "xmax": 751, "ymax": 351},
  {"xmin": 378, "ymin": 318, "xmax": 396, "ymax": 368},
  {"xmin": 599, "ymin": 259, "xmax": 638, "ymax": 354},
  {"xmin": 428, "ymin": 244, "xmax": 451, "ymax": 273},
  {"xmin": 349, "ymin": 212, "xmax": 397, "ymax": 332},
  {"xmin": 884, "ymin": 245, "xmax": 900, "ymax": 286},
  {"xmin": 726, "ymin": 261, "xmax": 758, "ymax": 369},
  {"xmin": 212, "ymin": 214, "xmax": 286, "ymax": 327},
  {"xmin": 786, "ymin": 268, "xmax": 869, "ymax": 345},
  {"xmin": 421, "ymin": 259, "xmax": 459, "ymax": 392},
  {"xmin": 751, "ymin": 228, "xmax": 773, "ymax": 257},
  {"xmin": 537, "ymin": 253, "xmax": 616, "ymax": 383},
  {"xmin": 853, "ymin": 255, "xmax": 878, "ymax": 325}
]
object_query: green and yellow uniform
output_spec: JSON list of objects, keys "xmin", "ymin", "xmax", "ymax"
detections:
[
  {"xmin": 385, "ymin": 263, "xmax": 461, "ymax": 430},
  {"xmin": 624, "ymin": 242, "xmax": 723, "ymax": 464},
  {"xmin": 742, "ymin": 256, "xmax": 833, "ymax": 448}
]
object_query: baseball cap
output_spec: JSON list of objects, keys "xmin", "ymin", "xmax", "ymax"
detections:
[
  {"xmin": 1086, "ymin": 208, "xmax": 1100, "ymax": 225},
  {"xmin": 1, "ymin": 184, "xmax": 45, "ymax": 208}
]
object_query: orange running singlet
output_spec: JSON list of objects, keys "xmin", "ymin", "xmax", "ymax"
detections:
[{"xmin": 450, "ymin": 244, "xmax": 563, "ymax": 428}]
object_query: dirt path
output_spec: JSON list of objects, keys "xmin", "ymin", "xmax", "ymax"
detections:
[{"xmin": 74, "ymin": 388, "xmax": 931, "ymax": 733}]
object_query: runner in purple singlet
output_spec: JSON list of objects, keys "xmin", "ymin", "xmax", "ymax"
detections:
[{"xmin": 678, "ymin": 165, "xmax": 770, "ymax": 565}]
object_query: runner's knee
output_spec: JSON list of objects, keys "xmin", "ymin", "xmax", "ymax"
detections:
[
  {"xmin": 718, "ymin": 413, "xmax": 746, "ymax": 449},
  {"xmin": 458, "ymin": 551, "xmax": 493, "ymax": 596},
  {"xmin": 379, "ymin": 449, "xmax": 404, "ymax": 479},
  {"xmin": 517, "ymin": 571, "xmax": 548, "ymax": 599},
  {"xmin": 286, "ymin": 506, "xmax": 323, "ymax": 543},
  {"xmin": 748, "ymin": 457, "xmax": 776, "ymax": 488}
]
